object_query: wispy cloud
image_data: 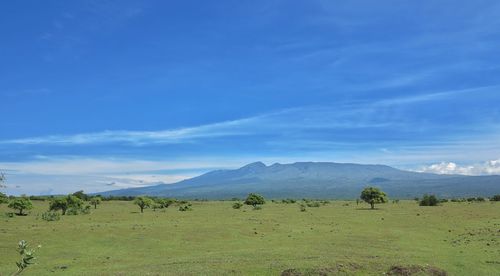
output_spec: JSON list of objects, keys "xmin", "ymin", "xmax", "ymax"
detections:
[{"xmin": 2, "ymin": 85, "xmax": 496, "ymax": 147}]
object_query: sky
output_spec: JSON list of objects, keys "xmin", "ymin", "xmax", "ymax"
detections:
[{"xmin": 1, "ymin": 0, "xmax": 500, "ymax": 195}]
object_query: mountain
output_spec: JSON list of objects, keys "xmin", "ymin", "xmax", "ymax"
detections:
[{"xmin": 98, "ymin": 162, "xmax": 500, "ymax": 199}]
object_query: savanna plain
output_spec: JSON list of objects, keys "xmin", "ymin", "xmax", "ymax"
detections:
[{"xmin": 1, "ymin": 200, "xmax": 499, "ymax": 275}]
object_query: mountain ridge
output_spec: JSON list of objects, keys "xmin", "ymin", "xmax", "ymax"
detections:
[{"xmin": 98, "ymin": 161, "xmax": 500, "ymax": 199}]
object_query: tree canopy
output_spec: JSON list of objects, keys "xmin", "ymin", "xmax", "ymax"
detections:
[
  {"xmin": 244, "ymin": 193, "xmax": 265, "ymax": 207},
  {"xmin": 360, "ymin": 187, "xmax": 388, "ymax": 209},
  {"xmin": 8, "ymin": 197, "xmax": 34, "ymax": 216},
  {"xmin": 133, "ymin": 196, "xmax": 153, "ymax": 213}
]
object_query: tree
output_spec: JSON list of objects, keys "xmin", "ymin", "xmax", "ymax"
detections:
[
  {"xmin": 8, "ymin": 197, "xmax": 34, "ymax": 216},
  {"xmin": 360, "ymin": 187, "xmax": 388, "ymax": 209},
  {"xmin": 133, "ymin": 196, "xmax": 153, "ymax": 213},
  {"xmin": 244, "ymin": 193, "xmax": 265, "ymax": 208},
  {"xmin": 72, "ymin": 190, "xmax": 89, "ymax": 201},
  {"xmin": 0, "ymin": 192, "xmax": 8, "ymax": 204},
  {"xmin": 419, "ymin": 194, "xmax": 439, "ymax": 206},
  {"xmin": 49, "ymin": 195, "xmax": 83, "ymax": 215},
  {"xmin": 90, "ymin": 197, "xmax": 102, "ymax": 209},
  {"xmin": 490, "ymin": 195, "xmax": 500, "ymax": 201}
]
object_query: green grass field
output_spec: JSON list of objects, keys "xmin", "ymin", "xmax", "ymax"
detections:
[{"xmin": 0, "ymin": 200, "xmax": 499, "ymax": 275}]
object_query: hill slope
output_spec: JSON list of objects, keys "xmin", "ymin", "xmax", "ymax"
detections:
[{"xmin": 99, "ymin": 162, "xmax": 500, "ymax": 199}]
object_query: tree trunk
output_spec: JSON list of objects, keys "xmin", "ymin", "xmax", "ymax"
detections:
[
  {"xmin": 62, "ymin": 208, "xmax": 66, "ymax": 215},
  {"xmin": 370, "ymin": 202, "xmax": 374, "ymax": 209},
  {"xmin": 140, "ymin": 206, "xmax": 144, "ymax": 213},
  {"xmin": 94, "ymin": 203, "xmax": 97, "ymax": 209},
  {"xmin": 18, "ymin": 208, "xmax": 24, "ymax": 216}
]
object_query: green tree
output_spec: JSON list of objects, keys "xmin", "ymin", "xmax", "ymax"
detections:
[
  {"xmin": 72, "ymin": 190, "xmax": 89, "ymax": 201},
  {"xmin": 90, "ymin": 197, "xmax": 102, "ymax": 209},
  {"xmin": 8, "ymin": 197, "xmax": 34, "ymax": 216},
  {"xmin": 0, "ymin": 192, "xmax": 8, "ymax": 204},
  {"xmin": 133, "ymin": 196, "xmax": 153, "ymax": 213},
  {"xmin": 49, "ymin": 195, "xmax": 83, "ymax": 215},
  {"xmin": 419, "ymin": 194, "xmax": 439, "ymax": 206},
  {"xmin": 244, "ymin": 193, "xmax": 265, "ymax": 208},
  {"xmin": 360, "ymin": 187, "xmax": 388, "ymax": 209}
]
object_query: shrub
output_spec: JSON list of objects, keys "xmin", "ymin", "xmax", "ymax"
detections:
[
  {"xmin": 306, "ymin": 201, "xmax": 321, "ymax": 207},
  {"xmin": 232, "ymin": 202, "xmax": 243, "ymax": 209},
  {"xmin": 252, "ymin": 205, "xmax": 262, "ymax": 210},
  {"xmin": 439, "ymin": 198, "xmax": 449, "ymax": 203},
  {"xmin": 299, "ymin": 204, "xmax": 307, "ymax": 212},
  {"xmin": 13, "ymin": 240, "xmax": 40, "ymax": 275},
  {"xmin": 419, "ymin": 194, "xmax": 439, "ymax": 206},
  {"xmin": 491, "ymin": 195, "xmax": 500, "ymax": 201},
  {"xmin": 244, "ymin": 193, "xmax": 265, "ymax": 208},
  {"xmin": 41, "ymin": 211, "xmax": 61, "ymax": 221},
  {"xmin": 179, "ymin": 203, "xmax": 192, "ymax": 211},
  {"xmin": 282, "ymin": 198, "xmax": 296, "ymax": 204}
]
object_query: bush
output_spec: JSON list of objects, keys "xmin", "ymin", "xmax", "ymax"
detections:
[
  {"xmin": 282, "ymin": 198, "xmax": 296, "ymax": 204},
  {"xmin": 232, "ymin": 202, "xmax": 243, "ymax": 209},
  {"xmin": 439, "ymin": 198, "xmax": 449, "ymax": 203},
  {"xmin": 179, "ymin": 203, "xmax": 192, "ymax": 211},
  {"xmin": 252, "ymin": 205, "xmax": 262, "ymax": 210},
  {"xmin": 419, "ymin": 194, "xmax": 439, "ymax": 206},
  {"xmin": 491, "ymin": 195, "xmax": 500, "ymax": 201},
  {"xmin": 41, "ymin": 211, "xmax": 61, "ymax": 221},
  {"xmin": 306, "ymin": 201, "xmax": 321, "ymax": 207},
  {"xmin": 299, "ymin": 204, "xmax": 307, "ymax": 212},
  {"xmin": 244, "ymin": 193, "xmax": 265, "ymax": 208}
]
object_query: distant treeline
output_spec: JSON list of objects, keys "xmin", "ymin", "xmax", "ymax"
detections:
[{"xmin": 2, "ymin": 193, "xmax": 500, "ymax": 203}]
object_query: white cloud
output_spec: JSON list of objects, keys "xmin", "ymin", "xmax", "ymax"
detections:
[{"xmin": 418, "ymin": 159, "xmax": 500, "ymax": 175}]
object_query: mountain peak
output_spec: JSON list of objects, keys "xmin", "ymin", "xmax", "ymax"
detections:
[{"xmin": 240, "ymin": 161, "xmax": 267, "ymax": 170}]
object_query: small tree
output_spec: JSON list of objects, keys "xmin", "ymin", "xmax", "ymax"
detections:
[
  {"xmin": 8, "ymin": 197, "xmax": 34, "ymax": 216},
  {"xmin": 360, "ymin": 187, "xmax": 388, "ymax": 209},
  {"xmin": 133, "ymin": 196, "xmax": 153, "ymax": 213},
  {"xmin": 244, "ymin": 193, "xmax": 265, "ymax": 208},
  {"xmin": 90, "ymin": 197, "xmax": 102, "ymax": 209},
  {"xmin": 490, "ymin": 195, "xmax": 500, "ymax": 201},
  {"xmin": 0, "ymin": 192, "xmax": 8, "ymax": 204},
  {"xmin": 419, "ymin": 194, "xmax": 439, "ymax": 206},
  {"xmin": 49, "ymin": 195, "xmax": 83, "ymax": 215},
  {"xmin": 72, "ymin": 190, "xmax": 89, "ymax": 201}
]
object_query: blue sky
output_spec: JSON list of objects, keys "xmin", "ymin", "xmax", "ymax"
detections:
[{"xmin": 1, "ymin": 1, "xmax": 500, "ymax": 195}]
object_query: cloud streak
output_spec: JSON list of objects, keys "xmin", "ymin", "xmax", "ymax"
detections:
[{"xmin": 2, "ymin": 85, "xmax": 497, "ymax": 147}]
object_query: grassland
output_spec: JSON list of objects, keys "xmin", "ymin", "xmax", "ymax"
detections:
[{"xmin": 0, "ymin": 200, "xmax": 499, "ymax": 275}]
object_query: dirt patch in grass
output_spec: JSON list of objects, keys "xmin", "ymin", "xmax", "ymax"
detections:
[
  {"xmin": 387, "ymin": 264, "xmax": 447, "ymax": 276},
  {"xmin": 281, "ymin": 263, "xmax": 362, "ymax": 275}
]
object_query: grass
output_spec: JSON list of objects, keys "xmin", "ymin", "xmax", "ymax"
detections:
[{"xmin": 0, "ymin": 200, "xmax": 498, "ymax": 275}]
